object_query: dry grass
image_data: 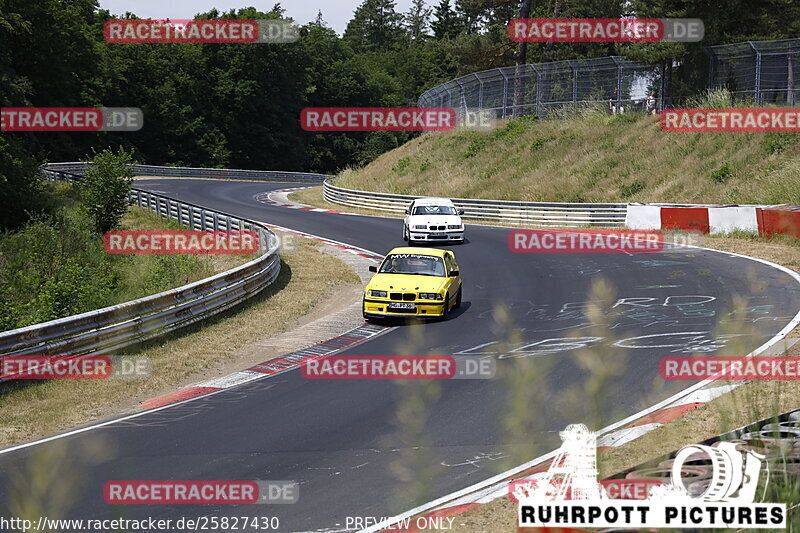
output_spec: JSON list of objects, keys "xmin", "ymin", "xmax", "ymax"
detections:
[
  {"xmin": 0, "ymin": 239, "xmax": 361, "ymax": 447},
  {"xmin": 703, "ymin": 233, "xmax": 800, "ymax": 274},
  {"xmin": 111, "ymin": 207, "xmax": 257, "ymax": 303},
  {"xmin": 333, "ymin": 114, "xmax": 800, "ymax": 205}
]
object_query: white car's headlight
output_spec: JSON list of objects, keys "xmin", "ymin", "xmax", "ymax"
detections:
[
  {"xmin": 413, "ymin": 225, "xmax": 427, "ymax": 230},
  {"xmin": 447, "ymin": 224, "xmax": 462, "ymax": 230},
  {"xmin": 369, "ymin": 290, "xmax": 387, "ymax": 297}
]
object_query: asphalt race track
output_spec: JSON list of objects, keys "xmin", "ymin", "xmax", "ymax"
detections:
[{"xmin": 1, "ymin": 178, "xmax": 799, "ymax": 532}]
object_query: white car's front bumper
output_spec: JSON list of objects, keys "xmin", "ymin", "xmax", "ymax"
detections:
[{"xmin": 409, "ymin": 231, "xmax": 464, "ymax": 242}]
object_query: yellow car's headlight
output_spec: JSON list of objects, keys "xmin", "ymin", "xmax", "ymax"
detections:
[
  {"xmin": 419, "ymin": 293, "xmax": 444, "ymax": 300},
  {"xmin": 368, "ymin": 290, "xmax": 387, "ymax": 297}
]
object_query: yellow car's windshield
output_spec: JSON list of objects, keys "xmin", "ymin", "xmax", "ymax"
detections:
[{"xmin": 379, "ymin": 254, "xmax": 446, "ymax": 277}]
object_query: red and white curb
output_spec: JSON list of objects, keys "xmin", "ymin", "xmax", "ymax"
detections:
[
  {"xmin": 627, "ymin": 203, "xmax": 800, "ymax": 238},
  {"xmin": 254, "ymin": 187, "xmax": 356, "ymax": 215},
  {"xmin": 140, "ymin": 323, "xmax": 391, "ymax": 409},
  {"xmin": 140, "ymin": 227, "xmax": 386, "ymax": 409}
]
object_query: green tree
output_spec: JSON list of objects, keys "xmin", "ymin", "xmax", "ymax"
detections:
[
  {"xmin": 344, "ymin": 0, "xmax": 406, "ymax": 52},
  {"xmin": 431, "ymin": 0, "xmax": 463, "ymax": 39},
  {"xmin": 0, "ymin": 137, "xmax": 44, "ymax": 231},
  {"xmin": 405, "ymin": 0, "xmax": 432, "ymax": 42},
  {"xmin": 81, "ymin": 148, "xmax": 135, "ymax": 234}
]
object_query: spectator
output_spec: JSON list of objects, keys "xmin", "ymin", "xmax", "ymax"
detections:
[
  {"xmin": 608, "ymin": 88, "xmax": 624, "ymax": 115},
  {"xmin": 646, "ymin": 91, "xmax": 657, "ymax": 115}
]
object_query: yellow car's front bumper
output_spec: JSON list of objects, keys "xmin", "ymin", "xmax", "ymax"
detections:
[{"xmin": 362, "ymin": 298, "xmax": 446, "ymax": 318}]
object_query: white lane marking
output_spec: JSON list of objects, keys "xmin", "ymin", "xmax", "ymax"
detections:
[
  {"xmin": 672, "ymin": 384, "xmax": 740, "ymax": 406},
  {"xmin": 0, "ymin": 227, "xmax": 394, "ymax": 456},
  {"xmin": 358, "ymin": 248, "xmax": 800, "ymax": 533},
  {"xmin": 596, "ymin": 422, "xmax": 662, "ymax": 448},
  {"xmin": 195, "ymin": 370, "xmax": 264, "ymax": 389}
]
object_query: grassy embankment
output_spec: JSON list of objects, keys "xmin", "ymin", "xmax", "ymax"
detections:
[
  {"xmin": 310, "ymin": 108, "xmax": 799, "ymax": 205},
  {"xmin": 289, "ymin": 106, "xmax": 800, "ymax": 530},
  {"xmin": 0, "ymin": 182, "xmax": 361, "ymax": 446},
  {"xmin": 0, "ymin": 181, "xmax": 254, "ymax": 331}
]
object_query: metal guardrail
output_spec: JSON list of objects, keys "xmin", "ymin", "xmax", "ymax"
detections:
[
  {"xmin": 0, "ymin": 167, "xmax": 283, "ymax": 359},
  {"xmin": 43, "ymin": 162, "xmax": 330, "ymax": 183},
  {"xmin": 323, "ymin": 180, "xmax": 627, "ymax": 227}
]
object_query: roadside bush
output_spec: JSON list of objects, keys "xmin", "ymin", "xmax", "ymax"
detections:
[
  {"xmin": 392, "ymin": 157, "xmax": 411, "ymax": 174},
  {"xmin": 462, "ymin": 134, "xmax": 490, "ymax": 158},
  {"xmin": 763, "ymin": 132, "xmax": 800, "ymax": 155},
  {"xmin": 709, "ymin": 163, "xmax": 734, "ymax": 184},
  {"xmin": 82, "ymin": 147, "xmax": 136, "ymax": 234},
  {"xmin": 530, "ymin": 135, "xmax": 556, "ymax": 152},
  {"xmin": 0, "ymin": 209, "xmax": 115, "ymax": 330},
  {"xmin": 495, "ymin": 116, "xmax": 534, "ymax": 139},
  {"xmin": 686, "ymin": 88, "xmax": 735, "ymax": 109},
  {"xmin": 620, "ymin": 180, "xmax": 646, "ymax": 198}
]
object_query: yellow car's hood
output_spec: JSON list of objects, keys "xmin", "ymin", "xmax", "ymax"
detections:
[{"xmin": 367, "ymin": 273, "xmax": 447, "ymax": 293}]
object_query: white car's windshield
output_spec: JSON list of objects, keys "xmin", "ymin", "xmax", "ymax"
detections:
[
  {"xmin": 412, "ymin": 205, "xmax": 457, "ymax": 215},
  {"xmin": 379, "ymin": 254, "xmax": 446, "ymax": 277}
]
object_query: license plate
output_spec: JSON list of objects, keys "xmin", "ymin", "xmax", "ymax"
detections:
[
  {"xmin": 388, "ymin": 302, "xmax": 416, "ymax": 310},
  {"xmin": 429, "ymin": 232, "xmax": 446, "ymax": 237}
]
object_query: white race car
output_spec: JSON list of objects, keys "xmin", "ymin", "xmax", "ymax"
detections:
[{"xmin": 403, "ymin": 198, "xmax": 465, "ymax": 244}]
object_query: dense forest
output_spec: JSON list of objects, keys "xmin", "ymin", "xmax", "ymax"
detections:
[{"xmin": 1, "ymin": 0, "xmax": 799, "ymax": 230}]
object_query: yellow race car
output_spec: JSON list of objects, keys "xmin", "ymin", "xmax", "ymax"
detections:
[{"xmin": 363, "ymin": 247, "xmax": 462, "ymax": 321}]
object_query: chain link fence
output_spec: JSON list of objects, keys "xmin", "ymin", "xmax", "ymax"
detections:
[
  {"xmin": 419, "ymin": 39, "xmax": 800, "ymax": 118},
  {"xmin": 706, "ymin": 38, "xmax": 799, "ymax": 106},
  {"xmin": 418, "ymin": 56, "xmax": 661, "ymax": 119}
]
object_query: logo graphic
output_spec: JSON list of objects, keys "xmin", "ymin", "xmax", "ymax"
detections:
[{"xmin": 515, "ymin": 424, "xmax": 785, "ymax": 528}]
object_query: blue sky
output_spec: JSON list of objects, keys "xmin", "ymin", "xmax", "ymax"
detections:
[{"xmin": 97, "ymin": 0, "xmax": 424, "ymax": 35}]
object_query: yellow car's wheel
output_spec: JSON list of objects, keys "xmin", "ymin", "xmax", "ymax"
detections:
[{"xmin": 441, "ymin": 292, "xmax": 452, "ymax": 319}]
